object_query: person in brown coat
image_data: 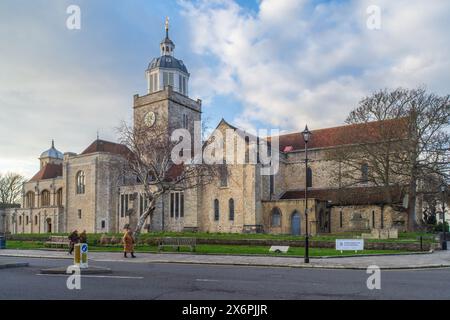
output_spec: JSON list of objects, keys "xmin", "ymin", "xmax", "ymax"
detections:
[{"xmin": 122, "ymin": 229, "xmax": 136, "ymax": 258}]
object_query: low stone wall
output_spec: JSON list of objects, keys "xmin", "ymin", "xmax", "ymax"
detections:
[{"xmin": 195, "ymin": 238, "xmax": 438, "ymax": 251}]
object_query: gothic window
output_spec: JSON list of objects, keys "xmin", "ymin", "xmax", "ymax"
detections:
[
  {"xmin": 149, "ymin": 73, "xmax": 154, "ymax": 92},
  {"xmin": 26, "ymin": 191, "xmax": 35, "ymax": 208},
  {"xmin": 170, "ymin": 192, "xmax": 184, "ymax": 219},
  {"xmin": 271, "ymin": 207, "xmax": 281, "ymax": 227},
  {"xmin": 153, "ymin": 74, "xmax": 158, "ymax": 91},
  {"xmin": 220, "ymin": 164, "xmax": 228, "ymax": 187},
  {"xmin": 339, "ymin": 211, "xmax": 343, "ymax": 228},
  {"xmin": 180, "ymin": 193, "xmax": 184, "ymax": 217},
  {"xmin": 26, "ymin": 215, "xmax": 29, "ymax": 225},
  {"xmin": 41, "ymin": 190, "xmax": 50, "ymax": 207},
  {"xmin": 214, "ymin": 199, "xmax": 220, "ymax": 221},
  {"xmin": 175, "ymin": 192, "xmax": 180, "ymax": 218},
  {"xmin": 34, "ymin": 215, "xmax": 38, "ymax": 225},
  {"xmin": 361, "ymin": 163, "xmax": 369, "ymax": 184},
  {"xmin": 306, "ymin": 167, "xmax": 313, "ymax": 188},
  {"xmin": 372, "ymin": 210, "xmax": 375, "ymax": 228},
  {"xmin": 183, "ymin": 114, "xmax": 188, "ymax": 129},
  {"xmin": 56, "ymin": 188, "xmax": 63, "ymax": 207},
  {"xmin": 19, "ymin": 216, "xmax": 22, "ymax": 225},
  {"xmin": 78, "ymin": 209, "xmax": 82, "ymax": 219},
  {"xmin": 229, "ymin": 198, "xmax": 235, "ymax": 221},
  {"xmin": 163, "ymin": 72, "xmax": 168, "ymax": 88},
  {"xmin": 269, "ymin": 174, "xmax": 274, "ymax": 196},
  {"xmin": 76, "ymin": 171, "xmax": 85, "ymax": 194}
]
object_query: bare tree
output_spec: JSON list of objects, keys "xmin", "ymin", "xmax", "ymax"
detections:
[
  {"xmin": 328, "ymin": 87, "xmax": 449, "ymax": 231},
  {"xmin": 117, "ymin": 114, "xmax": 222, "ymax": 239},
  {"xmin": 0, "ymin": 172, "xmax": 26, "ymax": 205}
]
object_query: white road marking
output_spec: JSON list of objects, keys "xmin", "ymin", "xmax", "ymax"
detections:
[
  {"xmin": 196, "ymin": 278, "xmax": 220, "ymax": 282},
  {"xmin": 36, "ymin": 274, "xmax": 143, "ymax": 279}
]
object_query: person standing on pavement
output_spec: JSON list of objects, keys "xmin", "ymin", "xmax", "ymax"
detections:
[
  {"xmin": 68, "ymin": 230, "xmax": 79, "ymax": 255},
  {"xmin": 122, "ymin": 229, "xmax": 136, "ymax": 258},
  {"xmin": 79, "ymin": 230, "xmax": 87, "ymax": 244}
]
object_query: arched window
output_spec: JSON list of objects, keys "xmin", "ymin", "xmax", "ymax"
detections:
[
  {"xmin": 214, "ymin": 199, "xmax": 220, "ymax": 221},
  {"xmin": 34, "ymin": 215, "xmax": 38, "ymax": 225},
  {"xmin": 220, "ymin": 164, "xmax": 228, "ymax": 187},
  {"xmin": 271, "ymin": 207, "xmax": 282, "ymax": 227},
  {"xmin": 228, "ymin": 198, "xmax": 235, "ymax": 221},
  {"xmin": 41, "ymin": 190, "xmax": 50, "ymax": 207},
  {"xmin": 361, "ymin": 163, "xmax": 369, "ymax": 183},
  {"xmin": 56, "ymin": 188, "xmax": 63, "ymax": 206},
  {"xmin": 306, "ymin": 167, "xmax": 313, "ymax": 188},
  {"xmin": 26, "ymin": 191, "xmax": 35, "ymax": 208},
  {"xmin": 76, "ymin": 171, "xmax": 85, "ymax": 194}
]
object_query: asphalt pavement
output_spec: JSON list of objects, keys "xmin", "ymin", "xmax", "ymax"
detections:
[{"xmin": 1, "ymin": 256, "xmax": 449, "ymax": 300}]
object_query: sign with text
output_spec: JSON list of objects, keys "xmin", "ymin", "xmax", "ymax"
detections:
[{"xmin": 336, "ymin": 239, "xmax": 364, "ymax": 252}]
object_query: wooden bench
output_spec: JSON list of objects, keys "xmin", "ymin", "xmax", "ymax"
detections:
[
  {"xmin": 44, "ymin": 236, "xmax": 70, "ymax": 248},
  {"xmin": 158, "ymin": 237, "xmax": 196, "ymax": 252}
]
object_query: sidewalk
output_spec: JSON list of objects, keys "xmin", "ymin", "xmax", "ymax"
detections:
[{"xmin": 0, "ymin": 249, "xmax": 449, "ymax": 270}]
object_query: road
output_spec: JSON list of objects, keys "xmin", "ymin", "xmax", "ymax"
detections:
[{"xmin": 0, "ymin": 256, "xmax": 449, "ymax": 300}]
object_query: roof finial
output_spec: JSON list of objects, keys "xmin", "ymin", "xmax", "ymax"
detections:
[
  {"xmin": 96, "ymin": 130, "xmax": 99, "ymax": 141},
  {"xmin": 51, "ymin": 139, "xmax": 55, "ymax": 148},
  {"xmin": 165, "ymin": 16, "xmax": 170, "ymax": 38}
]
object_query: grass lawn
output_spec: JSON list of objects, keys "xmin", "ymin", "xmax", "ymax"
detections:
[
  {"xmin": 5, "ymin": 241, "xmax": 410, "ymax": 257},
  {"xmin": 7, "ymin": 231, "xmax": 437, "ymax": 243}
]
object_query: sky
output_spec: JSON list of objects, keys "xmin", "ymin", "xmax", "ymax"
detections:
[{"xmin": 0, "ymin": 0, "xmax": 449, "ymax": 178}]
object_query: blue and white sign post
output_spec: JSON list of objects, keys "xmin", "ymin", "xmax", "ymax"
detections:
[{"xmin": 80, "ymin": 243, "xmax": 88, "ymax": 269}]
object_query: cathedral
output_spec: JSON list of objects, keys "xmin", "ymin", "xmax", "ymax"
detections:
[{"xmin": 2, "ymin": 20, "xmax": 411, "ymax": 236}]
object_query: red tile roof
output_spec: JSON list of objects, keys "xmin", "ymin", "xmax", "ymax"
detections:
[
  {"xmin": 30, "ymin": 163, "xmax": 62, "ymax": 182},
  {"xmin": 271, "ymin": 118, "xmax": 408, "ymax": 152},
  {"xmin": 81, "ymin": 139, "xmax": 132, "ymax": 157},
  {"xmin": 280, "ymin": 186, "xmax": 406, "ymax": 206}
]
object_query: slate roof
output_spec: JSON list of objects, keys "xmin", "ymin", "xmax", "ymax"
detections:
[
  {"xmin": 148, "ymin": 55, "xmax": 188, "ymax": 74},
  {"xmin": 271, "ymin": 118, "xmax": 408, "ymax": 152},
  {"xmin": 81, "ymin": 139, "xmax": 132, "ymax": 157},
  {"xmin": 30, "ymin": 163, "xmax": 62, "ymax": 182},
  {"xmin": 280, "ymin": 186, "xmax": 406, "ymax": 206}
]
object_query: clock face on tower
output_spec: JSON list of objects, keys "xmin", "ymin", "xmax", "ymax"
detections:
[{"xmin": 144, "ymin": 111, "xmax": 156, "ymax": 127}]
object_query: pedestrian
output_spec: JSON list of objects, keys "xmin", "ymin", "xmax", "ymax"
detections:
[
  {"xmin": 68, "ymin": 230, "xmax": 79, "ymax": 255},
  {"xmin": 79, "ymin": 230, "xmax": 87, "ymax": 244},
  {"xmin": 122, "ymin": 229, "xmax": 136, "ymax": 258}
]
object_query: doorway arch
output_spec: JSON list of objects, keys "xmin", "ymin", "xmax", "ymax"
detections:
[{"xmin": 291, "ymin": 211, "xmax": 301, "ymax": 235}]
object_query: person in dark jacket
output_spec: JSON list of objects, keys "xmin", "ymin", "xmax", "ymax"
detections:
[
  {"xmin": 79, "ymin": 230, "xmax": 87, "ymax": 244},
  {"xmin": 68, "ymin": 230, "xmax": 79, "ymax": 255}
]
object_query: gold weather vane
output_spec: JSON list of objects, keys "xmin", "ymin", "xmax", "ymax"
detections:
[{"xmin": 165, "ymin": 16, "xmax": 170, "ymax": 33}]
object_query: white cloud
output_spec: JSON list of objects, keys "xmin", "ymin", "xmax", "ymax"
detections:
[{"xmin": 180, "ymin": 0, "xmax": 450, "ymax": 131}]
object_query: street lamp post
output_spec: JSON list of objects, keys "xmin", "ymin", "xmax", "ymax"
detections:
[
  {"xmin": 441, "ymin": 184, "xmax": 447, "ymax": 251},
  {"xmin": 302, "ymin": 125, "xmax": 312, "ymax": 264}
]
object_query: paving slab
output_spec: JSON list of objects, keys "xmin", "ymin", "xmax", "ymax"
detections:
[{"xmin": 0, "ymin": 249, "xmax": 449, "ymax": 270}]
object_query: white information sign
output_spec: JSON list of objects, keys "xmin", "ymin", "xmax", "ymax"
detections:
[{"xmin": 336, "ymin": 239, "xmax": 364, "ymax": 252}]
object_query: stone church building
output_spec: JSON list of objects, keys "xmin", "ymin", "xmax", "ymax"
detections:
[{"xmin": 2, "ymin": 21, "xmax": 410, "ymax": 236}]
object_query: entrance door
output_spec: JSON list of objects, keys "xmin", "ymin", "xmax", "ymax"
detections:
[
  {"xmin": 47, "ymin": 220, "xmax": 52, "ymax": 233},
  {"xmin": 291, "ymin": 212, "xmax": 301, "ymax": 235}
]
